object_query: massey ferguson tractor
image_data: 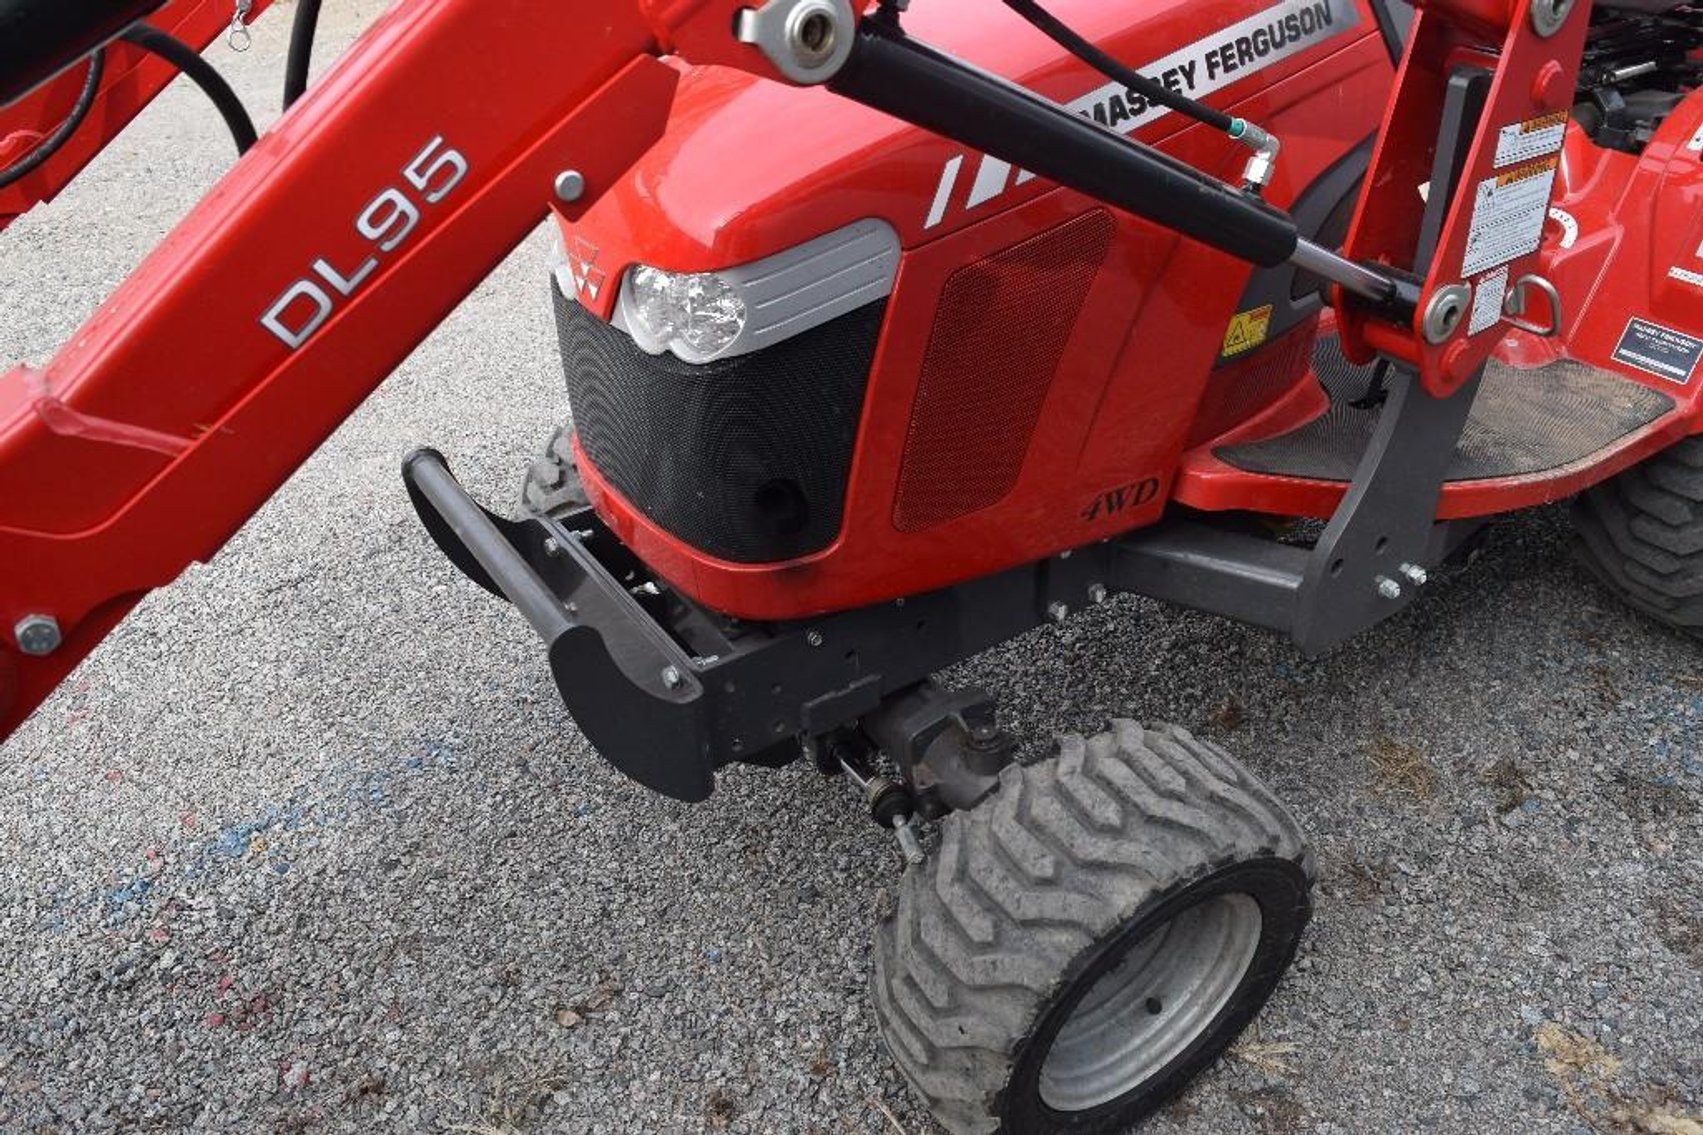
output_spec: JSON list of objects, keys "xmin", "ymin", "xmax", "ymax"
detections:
[{"xmin": 2, "ymin": 0, "xmax": 1700, "ymax": 1129}]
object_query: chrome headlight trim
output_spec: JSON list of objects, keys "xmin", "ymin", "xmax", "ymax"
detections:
[{"xmin": 555, "ymin": 218, "xmax": 900, "ymax": 365}]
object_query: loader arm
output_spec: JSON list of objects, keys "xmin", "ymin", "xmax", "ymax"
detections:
[
  {"xmin": 0, "ymin": 0, "xmax": 779, "ymax": 738},
  {"xmin": 0, "ymin": 0, "xmax": 1591, "ymax": 740}
]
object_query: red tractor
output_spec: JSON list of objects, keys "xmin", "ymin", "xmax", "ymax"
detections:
[{"xmin": 2, "ymin": 0, "xmax": 1700, "ymax": 1129}]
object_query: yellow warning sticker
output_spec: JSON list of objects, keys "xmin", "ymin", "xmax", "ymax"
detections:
[
  {"xmin": 1222, "ymin": 305, "xmax": 1274, "ymax": 357},
  {"xmin": 1494, "ymin": 111, "xmax": 1568, "ymax": 168}
]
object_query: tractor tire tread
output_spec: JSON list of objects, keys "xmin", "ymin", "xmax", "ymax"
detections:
[
  {"xmin": 1573, "ymin": 438, "xmax": 1703, "ymax": 636},
  {"xmin": 871, "ymin": 720, "xmax": 1309, "ymax": 1135}
]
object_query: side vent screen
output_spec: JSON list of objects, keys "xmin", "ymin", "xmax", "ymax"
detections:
[{"xmin": 893, "ymin": 210, "xmax": 1114, "ymax": 532}]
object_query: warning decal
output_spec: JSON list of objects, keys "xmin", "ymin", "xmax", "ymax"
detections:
[
  {"xmin": 1469, "ymin": 268, "xmax": 1508, "ymax": 336},
  {"xmin": 1064, "ymin": 0, "xmax": 1360, "ymax": 137},
  {"xmin": 1494, "ymin": 112, "xmax": 1568, "ymax": 168},
  {"xmin": 1612, "ymin": 319, "xmax": 1703, "ymax": 386},
  {"xmin": 1689, "ymin": 124, "xmax": 1703, "ymax": 154},
  {"xmin": 1222, "ymin": 305, "xmax": 1275, "ymax": 357},
  {"xmin": 1462, "ymin": 158, "xmax": 1559, "ymax": 277}
]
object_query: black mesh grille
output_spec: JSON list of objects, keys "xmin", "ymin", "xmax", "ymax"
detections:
[{"xmin": 554, "ymin": 285, "xmax": 883, "ymax": 564}]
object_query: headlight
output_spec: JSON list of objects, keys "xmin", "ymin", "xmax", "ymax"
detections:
[
  {"xmin": 595, "ymin": 218, "xmax": 900, "ymax": 365},
  {"xmin": 625, "ymin": 266, "xmax": 749, "ymax": 362}
]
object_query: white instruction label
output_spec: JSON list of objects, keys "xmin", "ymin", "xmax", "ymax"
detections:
[
  {"xmin": 1670, "ymin": 266, "xmax": 1703, "ymax": 289},
  {"xmin": 1494, "ymin": 112, "xmax": 1568, "ymax": 168},
  {"xmin": 1688, "ymin": 124, "xmax": 1703, "ymax": 153},
  {"xmin": 1462, "ymin": 158, "xmax": 1559, "ymax": 276},
  {"xmin": 1469, "ymin": 267, "xmax": 1509, "ymax": 336}
]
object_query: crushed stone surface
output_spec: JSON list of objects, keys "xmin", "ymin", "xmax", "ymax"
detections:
[{"xmin": 1, "ymin": 5, "xmax": 1699, "ymax": 1132}]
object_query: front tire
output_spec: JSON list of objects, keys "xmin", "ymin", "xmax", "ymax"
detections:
[
  {"xmin": 871, "ymin": 721, "xmax": 1312, "ymax": 1135},
  {"xmin": 1572, "ymin": 437, "xmax": 1703, "ymax": 639}
]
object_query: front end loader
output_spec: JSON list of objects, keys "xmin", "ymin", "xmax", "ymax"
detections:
[{"xmin": 2, "ymin": 0, "xmax": 1700, "ymax": 1129}]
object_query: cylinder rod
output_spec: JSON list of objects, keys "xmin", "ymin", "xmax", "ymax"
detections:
[{"xmin": 1290, "ymin": 238, "xmax": 1400, "ymax": 304}]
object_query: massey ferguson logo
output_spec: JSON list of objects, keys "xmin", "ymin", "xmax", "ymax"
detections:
[
  {"xmin": 564, "ymin": 237, "xmax": 607, "ymax": 302},
  {"xmin": 923, "ymin": 0, "xmax": 1356, "ymax": 229},
  {"xmin": 1081, "ymin": 477, "xmax": 1161, "ymax": 523}
]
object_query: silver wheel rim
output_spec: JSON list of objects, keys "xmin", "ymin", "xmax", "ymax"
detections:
[{"xmin": 1038, "ymin": 892, "xmax": 1263, "ymax": 1113}]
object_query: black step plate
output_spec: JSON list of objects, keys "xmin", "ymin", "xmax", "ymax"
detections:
[{"xmin": 1216, "ymin": 335, "xmax": 1675, "ymax": 483}]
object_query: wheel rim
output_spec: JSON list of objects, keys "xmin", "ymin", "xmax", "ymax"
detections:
[{"xmin": 1037, "ymin": 892, "xmax": 1263, "ymax": 1113}]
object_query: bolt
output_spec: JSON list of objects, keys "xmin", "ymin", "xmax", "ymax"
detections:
[
  {"xmin": 1375, "ymin": 576, "xmax": 1403, "ymax": 601},
  {"xmin": 661, "ymin": 665, "xmax": 684, "ymax": 689},
  {"xmin": 542, "ymin": 537, "xmax": 563, "ymax": 557},
  {"xmin": 553, "ymin": 170, "xmax": 586, "ymax": 204},
  {"xmin": 1399, "ymin": 562, "xmax": 1429, "ymax": 587},
  {"xmin": 13, "ymin": 614, "xmax": 60, "ymax": 657},
  {"xmin": 1047, "ymin": 601, "xmax": 1069, "ymax": 624},
  {"xmin": 1087, "ymin": 582, "xmax": 1108, "ymax": 605},
  {"xmin": 806, "ymin": 629, "xmax": 824, "ymax": 647}
]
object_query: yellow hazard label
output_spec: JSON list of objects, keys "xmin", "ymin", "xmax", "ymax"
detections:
[
  {"xmin": 1222, "ymin": 305, "xmax": 1274, "ymax": 357},
  {"xmin": 1494, "ymin": 155, "xmax": 1559, "ymax": 188},
  {"xmin": 1518, "ymin": 111, "xmax": 1569, "ymax": 134}
]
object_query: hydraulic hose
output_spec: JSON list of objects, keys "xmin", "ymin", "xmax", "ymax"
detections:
[
  {"xmin": 1001, "ymin": 0, "xmax": 1234, "ymax": 131},
  {"xmin": 119, "ymin": 24, "xmax": 257, "ymax": 155},
  {"xmin": 0, "ymin": 49, "xmax": 104, "ymax": 190},
  {"xmin": 831, "ymin": 22, "xmax": 1300, "ymax": 266},
  {"xmin": 282, "ymin": 0, "xmax": 322, "ymax": 110},
  {"xmin": 1000, "ymin": 0, "xmax": 1281, "ymax": 187}
]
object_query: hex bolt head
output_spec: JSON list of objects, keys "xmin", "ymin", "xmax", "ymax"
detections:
[
  {"xmin": 1087, "ymin": 583, "xmax": 1108, "ymax": 605},
  {"xmin": 1375, "ymin": 576, "xmax": 1403, "ymax": 601},
  {"xmin": 553, "ymin": 170, "xmax": 586, "ymax": 204},
  {"xmin": 14, "ymin": 614, "xmax": 61, "ymax": 657},
  {"xmin": 1399, "ymin": 562, "xmax": 1429, "ymax": 587},
  {"xmin": 1047, "ymin": 601, "xmax": 1070, "ymax": 624},
  {"xmin": 661, "ymin": 665, "xmax": 684, "ymax": 690},
  {"xmin": 806, "ymin": 629, "xmax": 824, "ymax": 647},
  {"xmin": 542, "ymin": 536, "xmax": 564, "ymax": 558}
]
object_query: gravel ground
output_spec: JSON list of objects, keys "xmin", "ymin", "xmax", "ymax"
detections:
[{"xmin": 2, "ymin": 6, "xmax": 1700, "ymax": 1134}]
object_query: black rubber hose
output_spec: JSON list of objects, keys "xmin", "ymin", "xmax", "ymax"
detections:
[
  {"xmin": 1001, "ymin": 0, "xmax": 1236, "ymax": 134},
  {"xmin": 119, "ymin": 24, "xmax": 257, "ymax": 154},
  {"xmin": 0, "ymin": 49, "xmax": 105, "ymax": 191},
  {"xmin": 282, "ymin": 0, "xmax": 322, "ymax": 110}
]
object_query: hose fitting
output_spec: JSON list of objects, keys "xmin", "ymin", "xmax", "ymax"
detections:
[{"xmin": 1229, "ymin": 118, "xmax": 1282, "ymax": 191}]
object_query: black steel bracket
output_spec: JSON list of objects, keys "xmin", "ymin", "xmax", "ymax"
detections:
[{"xmin": 404, "ymin": 449, "xmax": 1113, "ymax": 803}]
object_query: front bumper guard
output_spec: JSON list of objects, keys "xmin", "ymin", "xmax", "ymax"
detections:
[
  {"xmin": 401, "ymin": 448, "xmax": 1118, "ymax": 802},
  {"xmin": 404, "ymin": 448, "xmax": 719, "ymax": 801}
]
